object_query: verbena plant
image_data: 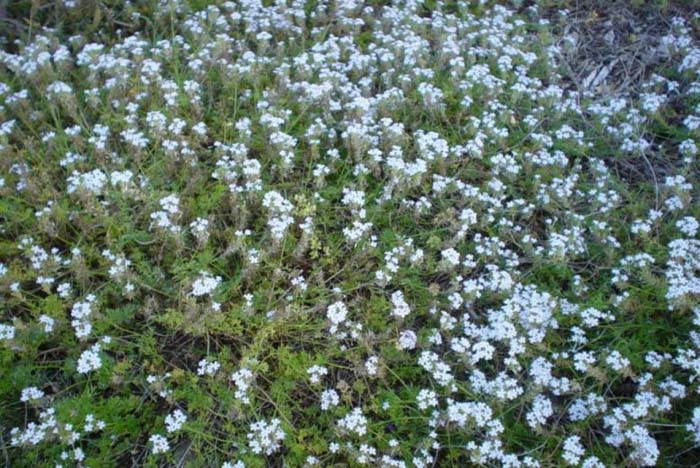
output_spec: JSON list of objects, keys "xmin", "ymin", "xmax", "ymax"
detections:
[{"xmin": 1, "ymin": 0, "xmax": 700, "ymax": 466}]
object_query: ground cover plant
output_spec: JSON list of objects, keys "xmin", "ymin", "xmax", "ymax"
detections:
[{"xmin": 1, "ymin": 0, "xmax": 700, "ymax": 466}]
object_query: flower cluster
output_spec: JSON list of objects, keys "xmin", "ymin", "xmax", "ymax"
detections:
[
  {"xmin": 190, "ymin": 271, "xmax": 222, "ymax": 298},
  {"xmin": 247, "ymin": 418, "xmax": 285, "ymax": 456}
]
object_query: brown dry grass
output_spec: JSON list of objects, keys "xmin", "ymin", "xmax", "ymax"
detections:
[{"xmin": 537, "ymin": 0, "xmax": 700, "ymax": 188}]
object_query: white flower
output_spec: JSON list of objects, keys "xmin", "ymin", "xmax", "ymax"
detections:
[
  {"xmin": 110, "ymin": 170, "xmax": 133, "ymax": 187},
  {"xmin": 159, "ymin": 194, "xmax": 180, "ymax": 215},
  {"xmin": 686, "ymin": 407, "xmax": 700, "ymax": 445},
  {"xmin": 190, "ymin": 218, "xmax": 210, "ymax": 242},
  {"xmin": 307, "ymin": 365, "xmax": 328, "ymax": 384},
  {"xmin": 57, "ymin": 282, "xmax": 72, "ymax": 298},
  {"xmin": 77, "ymin": 345, "xmax": 102, "ymax": 374},
  {"xmin": 416, "ymin": 389, "xmax": 438, "ymax": 410},
  {"xmin": 0, "ymin": 324, "xmax": 15, "ymax": 340},
  {"xmin": 581, "ymin": 457, "xmax": 605, "ymax": 468},
  {"xmin": 262, "ymin": 191, "xmax": 294, "ymax": 241},
  {"xmin": 150, "ymin": 434, "xmax": 170, "ymax": 454},
  {"xmin": 150, "ymin": 194, "xmax": 182, "ymax": 233},
  {"xmin": 20, "ymin": 387, "xmax": 45, "ymax": 402},
  {"xmin": 320, "ymin": 389, "xmax": 339, "ymax": 410},
  {"xmin": 73, "ymin": 447, "xmax": 85, "ymax": 462},
  {"xmin": 337, "ymin": 408, "xmax": 368, "ymax": 437},
  {"xmin": 222, "ymin": 462, "xmax": 245, "ymax": 468},
  {"xmin": 397, "ymin": 330, "xmax": 417, "ymax": 350},
  {"xmin": 71, "ymin": 295, "xmax": 97, "ymax": 340},
  {"xmin": 83, "ymin": 414, "xmax": 105, "ymax": 432},
  {"xmin": 191, "ymin": 271, "xmax": 222, "ymax": 297},
  {"xmin": 626, "ymin": 425, "xmax": 659, "ymax": 466},
  {"xmin": 46, "ymin": 81, "xmax": 73, "ymax": 98},
  {"xmin": 441, "ymin": 248, "xmax": 460, "ymax": 267},
  {"xmin": 341, "ymin": 188, "xmax": 366, "ymax": 209},
  {"xmin": 677, "ymin": 216, "xmax": 699, "ymax": 236},
  {"xmin": 562, "ymin": 435, "xmax": 584, "ymax": 465},
  {"xmin": 526, "ymin": 394, "xmax": 553, "ymax": 429},
  {"xmin": 390, "ymin": 290, "xmax": 410, "ymax": 319},
  {"xmin": 67, "ymin": 169, "xmax": 107, "ymax": 195},
  {"xmin": 418, "ymin": 351, "xmax": 453, "ymax": 387},
  {"xmin": 365, "ymin": 356, "xmax": 379, "ymax": 376},
  {"xmin": 197, "ymin": 359, "xmax": 220, "ymax": 376},
  {"xmin": 605, "ymin": 350, "xmax": 630, "ymax": 372},
  {"xmin": 327, "ymin": 301, "xmax": 348, "ymax": 327},
  {"xmin": 247, "ymin": 418, "xmax": 285, "ymax": 455},
  {"xmin": 231, "ymin": 367, "xmax": 255, "ymax": 404},
  {"xmin": 165, "ymin": 409, "xmax": 187, "ymax": 433},
  {"xmin": 192, "ymin": 122, "xmax": 208, "ymax": 136},
  {"xmin": 446, "ymin": 400, "xmax": 492, "ymax": 428}
]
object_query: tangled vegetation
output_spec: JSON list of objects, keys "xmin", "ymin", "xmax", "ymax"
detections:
[{"xmin": 1, "ymin": 0, "xmax": 700, "ymax": 466}]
